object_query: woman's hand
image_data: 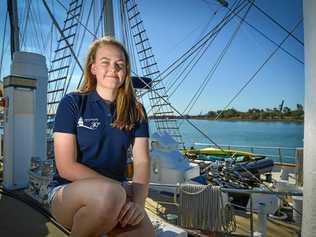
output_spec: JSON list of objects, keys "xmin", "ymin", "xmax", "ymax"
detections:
[{"xmin": 117, "ymin": 201, "xmax": 145, "ymax": 227}]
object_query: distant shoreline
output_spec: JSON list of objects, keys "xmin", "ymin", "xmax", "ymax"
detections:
[
  {"xmin": 181, "ymin": 117, "xmax": 304, "ymax": 123},
  {"xmin": 149, "ymin": 106, "xmax": 304, "ymax": 123},
  {"xmin": 148, "ymin": 116, "xmax": 304, "ymax": 123}
]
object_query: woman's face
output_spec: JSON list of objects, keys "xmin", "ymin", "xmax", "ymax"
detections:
[{"xmin": 91, "ymin": 44, "xmax": 127, "ymax": 91}]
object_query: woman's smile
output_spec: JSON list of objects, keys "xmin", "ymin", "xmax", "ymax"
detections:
[{"xmin": 104, "ymin": 75, "xmax": 119, "ymax": 79}]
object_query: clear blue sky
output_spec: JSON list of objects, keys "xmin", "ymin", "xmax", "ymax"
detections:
[
  {"xmin": 0, "ymin": 0, "xmax": 304, "ymax": 115},
  {"xmin": 137, "ymin": 0, "xmax": 304, "ymax": 114}
]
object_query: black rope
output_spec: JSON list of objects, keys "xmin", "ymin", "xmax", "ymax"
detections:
[
  {"xmin": 152, "ymin": 0, "xmax": 245, "ymax": 84},
  {"xmin": 181, "ymin": 0, "xmax": 253, "ymax": 117},
  {"xmin": 215, "ymin": 17, "xmax": 303, "ymax": 120},
  {"xmin": 230, "ymin": 5, "xmax": 304, "ymax": 65},
  {"xmin": 249, "ymin": 0, "xmax": 304, "ymax": 46},
  {"xmin": 144, "ymin": 0, "xmax": 246, "ymax": 101},
  {"xmin": 144, "ymin": 0, "xmax": 246, "ymax": 105},
  {"xmin": 167, "ymin": 33, "xmax": 215, "ymax": 97},
  {"xmin": 0, "ymin": 11, "xmax": 8, "ymax": 80},
  {"xmin": 55, "ymin": 0, "xmax": 98, "ymax": 39},
  {"xmin": 34, "ymin": 1, "xmax": 48, "ymax": 53},
  {"xmin": 132, "ymin": 69, "xmax": 225, "ymax": 151},
  {"xmin": 153, "ymin": 1, "xmax": 246, "ymax": 99},
  {"xmin": 75, "ymin": 0, "xmax": 100, "ymax": 90},
  {"xmin": 20, "ymin": 0, "xmax": 31, "ymax": 49},
  {"xmin": 166, "ymin": 0, "xmax": 235, "ymax": 96}
]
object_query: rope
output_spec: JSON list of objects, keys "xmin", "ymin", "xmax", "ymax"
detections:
[
  {"xmin": 142, "ymin": 0, "xmax": 247, "ymax": 106},
  {"xmin": 20, "ymin": 0, "xmax": 31, "ymax": 49},
  {"xmin": 156, "ymin": 0, "xmax": 245, "ymax": 84},
  {"xmin": 225, "ymin": 4, "xmax": 304, "ymax": 65},
  {"xmin": 74, "ymin": 0, "xmax": 100, "ymax": 90},
  {"xmin": 55, "ymin": 0, "xmax": 97, "ymax": 38},
  {"xmin": 28, "ymin": 2, "xmax": 45, "ymax": 55},
  {"xmin": 178, "ymin": 184, "xmax": 236, "ymax": 233},
  {"xmin": 0, "ymin": 11, "xmax": 8, "ymax": 80},
  {"xmin": 180, "ymin": 0, "xmax": 253, "ymax": 118},
  {"xmin": 215, "ymin": 17, "xmax": 303, "ymax": 120},
  {"xmin": 249, "ymin": 0, "xmax": 304, "ymax": 46}
]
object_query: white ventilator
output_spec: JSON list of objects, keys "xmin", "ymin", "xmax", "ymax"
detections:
[{"xmin": 150, "ymin": 132, "xmax": 200, "ymax": 193}]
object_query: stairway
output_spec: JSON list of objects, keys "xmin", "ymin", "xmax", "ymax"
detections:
[
  {"xmin": 47, "ymin": 0, "xmax": 83, "ymax": 126},
  {"xmin": 125, "ymin": 0, "xmax": 184, "ymax": 147}
]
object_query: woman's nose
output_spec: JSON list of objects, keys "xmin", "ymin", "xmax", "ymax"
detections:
[{"xmin": 108, "ymin": 63, "xmax": 118, "ymax": 72}]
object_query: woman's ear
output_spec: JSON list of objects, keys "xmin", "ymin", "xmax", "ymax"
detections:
[{"xmin": 90, "ymin": 63, "xmax": 96, "ymax": 75}]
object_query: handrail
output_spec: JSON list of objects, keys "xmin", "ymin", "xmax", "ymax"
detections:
[
  {"xmin": 193, "ymin": 142, "xmax": 300, "ymax": 163},
  {"xmin": 220, "ymin": 187, "xmax": 302, "ymax": 196},
  {"xmin": 148, "ymin": 182, "xmax": 303, "ymax": 196},
  {"xmin": 194, "ymin": 142, "xmax": 299, "ymax": 151},
  {"xmin": 148, "ymin": 182, "xmax": 303, "ymax": 236}
]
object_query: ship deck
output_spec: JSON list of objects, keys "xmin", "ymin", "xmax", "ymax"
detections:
[
  {"xmin": 0, "ymin": 187, "xmax": 301, "ymax": 237},
  {"xmin": 0, "ymin": 191, "xmax": 68, "ymax": 237},
  {"xmin": 0, "ymin": 188, "xmax": 188, "ymax": 237},
  {"xmin": 0, "ymin": 161, "xmax": 301, "ymax": 237}
]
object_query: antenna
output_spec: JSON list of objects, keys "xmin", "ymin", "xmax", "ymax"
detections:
[{"xmin": 279, "ymin": 99, "xmax": 285, "ymax": 112}]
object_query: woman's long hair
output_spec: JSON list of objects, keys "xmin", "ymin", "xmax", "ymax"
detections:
[{"xmin": 79, "ymin": 36, "xmax": 146, "ymax": 131}]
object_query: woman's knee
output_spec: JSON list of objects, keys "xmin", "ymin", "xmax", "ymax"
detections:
[
  {"xmin": 50, "ymin": 179, "xmax": 127, "ymax": 230},
  {"xmin": 90, "ymin": 182, "xmax": 127, "ymax": 220}
]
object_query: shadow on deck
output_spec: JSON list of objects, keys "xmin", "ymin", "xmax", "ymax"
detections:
[{"xmin": 0, "ymin": 191, "xmax": 67, "ymax": 237}]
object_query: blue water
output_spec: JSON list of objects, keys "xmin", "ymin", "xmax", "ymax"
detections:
[
  {"xmin": 1, "ymin": 120, "xmax": 303, "ymax": 163},
  {"xmin": 149, "ymin": 119, "xmax": 304, "ymax": 163}
]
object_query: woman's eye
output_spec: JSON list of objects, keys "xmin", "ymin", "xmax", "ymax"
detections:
[{"xmin": 117, "ymin": 64, "xmax": 125, "ymax": 69}]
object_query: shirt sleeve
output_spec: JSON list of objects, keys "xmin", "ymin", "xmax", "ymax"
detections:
[
  {"xmin": 133, "ymin": 104, "xmax": 149, "ymax": 138},
  {"xmin": 53, "ymin": 94, "xmax": 79, "ymax": 134}
]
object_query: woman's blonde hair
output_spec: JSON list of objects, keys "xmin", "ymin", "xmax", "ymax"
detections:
[{"xmin": 79, "ymin": 36, "xmax": 146, "ymax": 131}]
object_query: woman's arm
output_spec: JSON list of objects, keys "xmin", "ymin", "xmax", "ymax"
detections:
[
  {"xmin": 131, "ymin": 137, "xmax": 150, "ymax": 207},
  {"xmin": 54, "ymin": 132, "xmax": 120, "ymax": 184},
  {"xmin": 117, "ymin": 137, "xmax": 150, "ymax": 227}
]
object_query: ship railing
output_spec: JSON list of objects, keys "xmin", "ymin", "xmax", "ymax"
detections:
[
  {"xmin": 193, "ymin": 142, "xmax": 300, "ymax": 164},
  {"xmin": 220, "ymin": 187, "xmax": 303, "ymax": 237},
  {"xmin": 148, "ymin": 182, "xmax": 303, "ymax": 237}
]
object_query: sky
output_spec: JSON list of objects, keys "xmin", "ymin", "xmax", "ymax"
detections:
[{"xmin": 0, "ymin": 0, "xmax": 304, "ymax": 115}]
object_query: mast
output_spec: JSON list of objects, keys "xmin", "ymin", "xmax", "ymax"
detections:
[
  {"xmin": 104, "ymin": 0, "xmax": 115, "ymax": 37},
  {"xmin": 7, "ymin": 0, "xmax": 20, "ymax": 59},
  {"xmin": 302, "ymin": 0, "xmax": 316, "ymax": 236}
]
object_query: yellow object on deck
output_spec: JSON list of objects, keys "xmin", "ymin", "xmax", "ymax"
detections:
[{"xmin": 182, "ymin": 147, "xmax": 256, "ymax": 157}]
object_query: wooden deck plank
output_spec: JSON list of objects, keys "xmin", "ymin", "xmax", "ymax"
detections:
[{"xmin": 233, "ymin": 214, "xmax": 300, "ymax": 237}]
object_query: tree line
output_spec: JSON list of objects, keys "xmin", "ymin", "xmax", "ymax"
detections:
[{"xmin": 149, "ymin": 104, "xmax": 304, "ymax": 122}]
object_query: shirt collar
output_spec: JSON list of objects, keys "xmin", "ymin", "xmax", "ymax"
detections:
[
  {"xmin": 87, "ymin": 90, "xmax": 116, "ymax": 111},
  {"xmin": 87, "ymin": 90, "xmax": 102, "ymax": 102}
]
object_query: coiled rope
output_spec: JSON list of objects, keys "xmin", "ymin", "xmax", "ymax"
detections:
[{"xmin": 178, "ymin": 184, "xmax": 236, "ymax": 233}]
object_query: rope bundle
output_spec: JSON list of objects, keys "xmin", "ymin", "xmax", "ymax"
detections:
[{"xmin": 178, "ymin": 184, "xmax": 236, "ymax": 233}]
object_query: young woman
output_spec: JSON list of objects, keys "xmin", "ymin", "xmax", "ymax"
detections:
[{"xmin": 48, "ymin": 36, "xmax": 155, "ymax": 237}]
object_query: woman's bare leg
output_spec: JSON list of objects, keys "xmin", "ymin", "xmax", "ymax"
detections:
[{"xmin": 50, "ymin": 178, "xmax": 126, "ymax": 237}]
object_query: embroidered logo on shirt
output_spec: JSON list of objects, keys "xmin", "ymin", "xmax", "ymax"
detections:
[{"xmin": 77, "ymin": 117, "xmax": 101, "ymax": 130}]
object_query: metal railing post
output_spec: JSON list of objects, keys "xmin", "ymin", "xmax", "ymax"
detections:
[
  {"xmin": 250, "ymin": 195, "xmax": 254, "ymax": 237},
  {"xmin": 278, "ymin": 147, "xmax": 283, "ymax": 163}
]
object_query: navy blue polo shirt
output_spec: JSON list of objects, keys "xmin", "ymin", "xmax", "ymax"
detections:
[{"xmin": 52, "ymin": 90, "xmax": 149, "ymax": 186}]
